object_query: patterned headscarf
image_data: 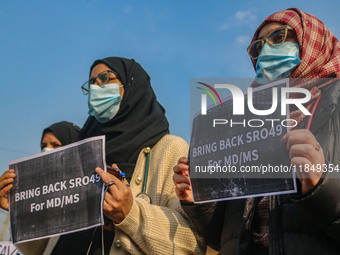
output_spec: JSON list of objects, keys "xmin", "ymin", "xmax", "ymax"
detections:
[
  {"xmin": 250, "ymin": 8, "xmax": 340, "ymax": 123},
  {"xmin": 251, "ymin": 8, "xmax": 340, "ymax": 79}
]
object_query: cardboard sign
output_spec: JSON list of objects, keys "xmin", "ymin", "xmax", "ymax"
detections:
[
  {"xmin": 9, "ymin": 136, "xmax": 106, "ymax": 243},
  {"xmin": 190, "ymin": 79, "xmax": 296, "ymax": 203}
]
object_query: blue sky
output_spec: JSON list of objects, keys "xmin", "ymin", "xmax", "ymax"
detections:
[{"xmin": 1, "ymin": 0, "xmax": 339, "ymax": 173}]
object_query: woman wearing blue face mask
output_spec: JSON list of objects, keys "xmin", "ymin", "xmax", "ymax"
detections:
[
  {"xmin": 174, "ymin": 8, "xmax": 340, "ymax": 255},
  {"xmin": 16, "ymin": 57, "xmax": 204, "ymax": 255}
]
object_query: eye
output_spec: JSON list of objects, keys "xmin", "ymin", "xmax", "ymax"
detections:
[
  {"xmin": 269, "ymin": 28, "xmax": 286, "ymax": 44},
  {"xmin": 272, "ymin": 33, "xmax": 285, "ymax": 43},
  {"xmin": 52, "ymin": 143, "xmax": 62, "ymax": 148}
]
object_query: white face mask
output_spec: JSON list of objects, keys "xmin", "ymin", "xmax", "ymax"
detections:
[
  {"xmin": 88, "ymin": 83, "xmax": 122, "ymax": 123},
  {"xmin": 42, "ymin": 147, "xmax": 54, "ymax": 152}
]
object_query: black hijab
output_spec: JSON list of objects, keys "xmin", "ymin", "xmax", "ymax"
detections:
[
  {"xmin": 79, "ymin": 57, "xmax": 170, "ymax": 178},
  {"xmin": 41, "ymin": 121, "xmax": 81, "ymax": 149}
]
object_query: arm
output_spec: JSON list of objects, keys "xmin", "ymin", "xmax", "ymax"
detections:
[
  {"xmin": 291, "ymin": 172, "xmax": 340, "ymax": 242},
  {"xmin": 99, "ymin": 135, "xmax": 205, "ymax": 254},
  {"xmin": 115, "ymin": 195, "xmax": 205, "ymax": 254},
  {"xmin": 181, "ymin": 201, "xmax": 223, "ymax": 251},
  {"xmin": 283, "ymin": 129, "xmax": 340, "ymax": 242},
  {"xmin": 0, "ymin": 170, "xmax": 50, "ymax": 255},
  {"xmin": 173, "ymin": 157, "xmax": 223, "ymax": 250}
]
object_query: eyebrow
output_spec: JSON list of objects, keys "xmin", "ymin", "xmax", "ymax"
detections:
[
  {"xmin": 89, "ymin": 70, "xmax": 115, "ymax": 80},
  {"xmin": 258, "ymin": 29, "xmax": 273, "ymax": 40},
  {"xmin": 258, "ymin": 26, "xmax": 289, "ymax": 40}
]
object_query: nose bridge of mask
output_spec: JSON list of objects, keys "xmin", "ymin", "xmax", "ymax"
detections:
[
  {"xmin": 90, "ymin": 84, "xmax": 121, "ymax": 99},
  {"xmin": 90, "ymin": 83, "xmax": 121, "ymax": 90},
  {"xmin": 262, "ymin": 42, "xmax": 299, "ymax": 56}
]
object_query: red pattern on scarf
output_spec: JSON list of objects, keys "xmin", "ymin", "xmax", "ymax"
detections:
[
  {"xmin": 251, "ymin": 8, "xmax": 340, "ymax": 79},
  {"xmin": 251, "ymin": 8, "xmax": 340, "ymax": 248},
  {"xmin": 251, "ymin": 8, "xmax": 340, "ymax": 124},
  {"xmin": 252, "ymin": 196, "xmax": 270, "ymax": 247}
]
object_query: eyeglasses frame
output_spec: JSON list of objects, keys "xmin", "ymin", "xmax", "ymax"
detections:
[
  {"xmin": 247, "ymin": 25, "xmax": 294, "ymax": 60},
  {"xmin": 81, "ymin": 70, "xmax": 119, "ymax": 95}
]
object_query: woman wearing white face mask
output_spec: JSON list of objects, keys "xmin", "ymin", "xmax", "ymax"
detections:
[
  {"xmin": 174, "ymin": 8, "xmax": 340, "ymax": 255},
  {"xmin": 41, "ymin": 121, "xmax": 81, "ymax": 151},
  {"xmin": 0, "ymin": 121, "xmax": 80, "ymax": 211}
]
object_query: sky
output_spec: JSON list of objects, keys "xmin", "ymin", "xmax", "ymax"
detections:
[{"xmin": 1, "ymin": 0, "xmax": 340, "ymax": 173}]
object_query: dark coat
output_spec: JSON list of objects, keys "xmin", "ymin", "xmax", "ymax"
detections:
[{"xmin": 182, "ymin": 81, "xmax": 340, "ymax": 255}]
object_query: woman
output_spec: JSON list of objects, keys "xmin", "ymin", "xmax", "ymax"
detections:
[
  {"xmin": 17, "ymin": 57, "xmax": 204, "ymax": 255},
  {"xmin": 174, "ymin": 8, "xmax": 340, "ymax": 255},
  {"xmin": 41, "ymin": 121, "xmax": 81, "ymax": 151},
  {"xmin": 0, "ymin": 121, "xmax": 80, "ymax": 210}
]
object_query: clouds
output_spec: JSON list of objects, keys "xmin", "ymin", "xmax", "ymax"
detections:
[
  {"xmin": 234, "ymin": 9, "xmax": 258, "ymax": 46},
  {"xmin": 236, "ymin": 35, "xmax": 251, "ymax": 46},
  {"xmin": 218, "ymin": 9, "xmax": 259, "ymax": 30},
  {"xmin": 219, "ymin": 23, "xmax": 229, "ymax": 31},
  {"xmin": 235, "ymin": 9, "xmax": 258, "ymax": 25},
  {"xmin": 217, "ymin": 8, "xmax": 258, "ymax": 47}
]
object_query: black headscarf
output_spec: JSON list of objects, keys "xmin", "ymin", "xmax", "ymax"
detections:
[
  {"xmin": 79, "ymin": 57, "xmax": 170, "ymax": 178},
  {"xmin": 41, "ymin": 121, "xmax": 81, "ymax": 149}
]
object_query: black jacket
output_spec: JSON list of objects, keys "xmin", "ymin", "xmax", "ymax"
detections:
[{"xmin": 182, "ymin": 81, "xmax": 340, "ymax": 255}]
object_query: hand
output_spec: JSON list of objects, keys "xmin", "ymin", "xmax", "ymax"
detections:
[
  {"xmin": 173, "ymin": 157, "xmax": 193, "ymax": 202},
  {"xmin": 281, "ymin": 129, "xmax": 325, "ymax": 193},
  {"xmin": 96, "ymin": 165, "xmax": 133, "ymax": 224},
  {"xmin": 0, "ymin": 169, "xmax": 16, "ymax": 211}
]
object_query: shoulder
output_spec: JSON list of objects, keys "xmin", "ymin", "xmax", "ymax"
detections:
[
  {"xmin": 320, "ymin": 81, "xmax": 340, "ymax": 119},
  {"xmin": 309, "ymin": 81, "xmax": 340, "ymax": 132},
  {"xmin": 149, "ymin": 135, "xmax": 189, "ymax": 162},
  {"xmin": 153, "ymin": 134, "xmax": 189, "ymax": 151},
  {"xmin": 320, "ymin": 80, "xmax": 340, "ymax": 104}
]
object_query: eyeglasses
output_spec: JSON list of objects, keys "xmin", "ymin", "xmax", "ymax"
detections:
[
  {"xmin": 81, "ymin": 70, "xmax": 119, "ymax": 95},
  {"xmin": 247, "ymin": 25, "xmax": 294, "ymax": 59}
]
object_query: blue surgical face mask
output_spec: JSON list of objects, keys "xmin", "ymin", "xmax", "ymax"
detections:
[
  {"xmin": 88, "ymin": 83, "xmax": 122, "ymax": 123},
  {"xmin": 255, "ymin": 42, "xmax": 301, "ymax": 85}
]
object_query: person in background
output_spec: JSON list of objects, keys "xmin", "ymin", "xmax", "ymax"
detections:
[
  {"xmin": 174, "ymin": 8, "xmax": 340, "ymax": 255},
  {"xmin": 16, "ymin": 57, "xmax": 204, "ymax": 255},
  {"xmin": 0, "ymin": 121, "xmax": 80, "ymax": 211},
  {"xmin": 40, "ymin": 121, "xmax": 81, "ymax": 152}
]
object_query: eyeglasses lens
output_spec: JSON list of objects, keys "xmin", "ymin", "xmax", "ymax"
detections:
[
  {"xmin": 82, "ymin": 71, "xmax": 116, "ymax": 95},
  {"xmin": 96, "ymin": 72, "xmax": 110, "ymax": 85},
  {"xmin": 249, "ymin": 27, "xmax": 288, "ymax": 59},
  {"xmin": 249, "ymin": 41, "xmax": 263, "ymax": 59},
  {"xmin": 267, "ymin": 27, "xmax": 287, "ymax": 45}
]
